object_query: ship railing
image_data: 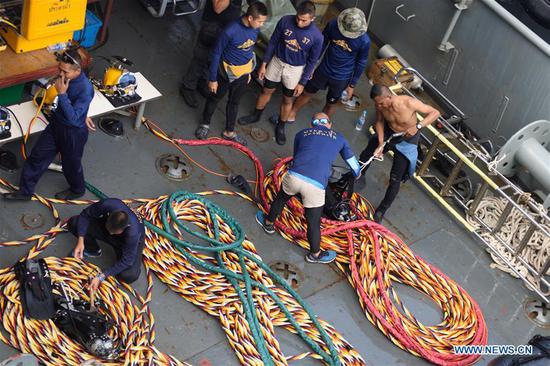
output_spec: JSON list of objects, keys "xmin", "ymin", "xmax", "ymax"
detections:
[{"xmin": 390, "ymin": 67, "xmax": 550, "ymax": 303}]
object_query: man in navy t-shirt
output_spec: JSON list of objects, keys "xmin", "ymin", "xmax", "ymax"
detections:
[
  {"xmin": 255, "ymin": 112, "xmax": 361, "ymax": 264},
  {"xmin": 67, "ymin": 198, "xmax": 146, "ymax": 291},
  {"xmin": 195, "ymin": 2, "xmax": 268, "ymax": 146},
  {"xmin": 287, "ymin": 8, "xmax": 370, "ymax": 128},
  {"xmin": 238, "ymin": 1, "xmax": 323, "ymax": 146},
  {"xmin": 4, "ymin": 48, "xmax": 94, "ymax": 202}
]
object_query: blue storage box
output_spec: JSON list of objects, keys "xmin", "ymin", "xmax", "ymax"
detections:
[{"xmin": 73, "ymin": 10, "xmax": 103, "ymax": 48}]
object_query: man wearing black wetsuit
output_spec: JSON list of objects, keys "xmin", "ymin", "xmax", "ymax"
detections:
[{"xmin": 179, "ymin": 0, "xmax": 244, "ymax": 108}]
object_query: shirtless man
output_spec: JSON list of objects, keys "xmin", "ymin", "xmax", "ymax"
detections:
[{"xmin": 357, "ymin": 84, "xmax": 440, "ymax": 223}]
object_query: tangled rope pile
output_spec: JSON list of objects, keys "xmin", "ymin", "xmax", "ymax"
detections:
[
  {"xmin": 258, "ymin": 158, "xmax": 487, "ymax": 366},
  {"xmin": 0, "ymin": 175, "xmax": 364, "ymax": 365},
  {"xmin": 0, "ymin": 115, "xmax": 489, "ymax": 366},
  {"xmin": 466, "ymin": 195, "xmax": 550, "ymax": 295},
  {"xmin": 0, "ymin": 257, "xmax": 187, "ymax": 366},
  {"xmin": 134, "ymin": 190, "xmax": 364, "ymax": 365},
  {"xmin": 164, "ymin": 120, "xmax": 488, "ymax": 365}
]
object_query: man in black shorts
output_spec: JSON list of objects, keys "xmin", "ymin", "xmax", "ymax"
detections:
[{"xmin": 281, "ymin": 8, "xmax": 370, "ymax": 143}]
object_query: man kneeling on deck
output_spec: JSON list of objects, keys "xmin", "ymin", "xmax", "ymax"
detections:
[
  {"xmin": 67, "ymin": 198, "xmax": 145, "ymax": 291},
  {"xmin": 255, "ymin": 112, "xmax": 361, "ymax": 264}
]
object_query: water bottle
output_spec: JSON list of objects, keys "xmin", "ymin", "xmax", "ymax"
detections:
[{"xmin": 355, "ymin": 110, "xmax": 367, "ymax": 131}]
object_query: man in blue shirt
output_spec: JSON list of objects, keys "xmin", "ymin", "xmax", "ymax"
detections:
[
  {"xmin": 4, "ymin": 49, "xmax": 94, "ymax": 201},
  {"xmin": 67, "ymin": 198, "xmax": 146, "ymax": 291},
  {"xmin": 195, "ymin": 2, "xmax": 268, "ymax": 146},
  {"xmin": 284, "ymin": 8, "xmax": 370, "ymax": 142},
  {"xmin": 255, "ymin": 112, "xmax": 361, "ymax": 264},
  {"xmin": 238, "ymin": 1, "xmax": 323, "ymax": 146}
]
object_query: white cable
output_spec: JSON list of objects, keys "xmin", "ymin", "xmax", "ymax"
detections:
[{"xmin": 467, "ymin": 196, "xmax": 550, "ymax": 295}]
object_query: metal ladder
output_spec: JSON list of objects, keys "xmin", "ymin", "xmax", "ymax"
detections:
[{"xmin": 392, "ymin": 67, "xmax": 550, "ymax": 303}]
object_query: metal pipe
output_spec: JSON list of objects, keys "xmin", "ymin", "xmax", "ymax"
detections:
[
  {"xmin": 479, "ymin": 0, "xmax": 550, "ymax": 58},
  {"xmin": 438, "ymin": 5, "xmax": 465, "ymax": 52},
  {"xmin": 366, "ymin": 0, "xmax": 376, "ymax": 31}
]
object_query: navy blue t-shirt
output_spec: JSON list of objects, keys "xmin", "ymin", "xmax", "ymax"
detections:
[
  {"xmin": 290, "ymin": 125, "xmax": 360, "ymax": 189},
  {"xmin": 263, "ymin": 15, "xmax": 324, "ymax": 85},
  {"xmin": 52, "ymin": 72, "xmax": 94, "ymax": 128},
  {"xmin": 317, "ymin": 19, "xmax": 370, "ymax": 86},
  {"xmin": 77, "ymin": 198, "xmax": 145, "ymax": 277},
  {"xmin": 209, "ymin": 18, "xmax": 259, "ymax": 81}
]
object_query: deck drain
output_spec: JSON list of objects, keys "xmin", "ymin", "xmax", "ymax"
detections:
[
  {"xmin": 269, "ymin": 261, "xmax": 303, "ymax": 289},
  {"xmin": 21, "ymin": 213, "xmax": 44, "ymax": 230},
  {"xmin": 250, "ymin": 127, "xmax": 269, "ymax": 143},
  {"xmin": 524, "ymin": 298, "xmax": 550, "ymax": 328},
  {"xmin": 156, "ymin": 154, "xmax": 191, "ymax": 181}
]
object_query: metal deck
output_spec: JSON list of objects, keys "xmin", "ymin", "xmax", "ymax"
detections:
[{"xmin": 0, "ymin": 1, "xmax": 546, "ymax": 364}]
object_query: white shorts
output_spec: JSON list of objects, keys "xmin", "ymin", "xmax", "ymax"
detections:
[
  {"xmin": 282, "ymin": 172, "xmax": 325, "ymax": 208},
  {"xmin": 265, "ymin": 56, "xmax": 305, "ymax": 91}
]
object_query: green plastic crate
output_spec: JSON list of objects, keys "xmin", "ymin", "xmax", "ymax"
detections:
[{"xmin": 0, "ymin": 83, "xmax": 25, "ymax": 106}]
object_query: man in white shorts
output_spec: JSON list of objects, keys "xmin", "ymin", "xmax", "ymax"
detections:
[
  {"xmin": 238, "ymin": 1, "xmax": 324, "ymax": 145},
  {"xmin": 255, "ymin": 112, "xmax": 361, "ymax": 264}
]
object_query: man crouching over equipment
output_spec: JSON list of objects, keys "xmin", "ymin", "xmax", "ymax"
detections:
[
  {"xmin": 356, "ymin": 84, "xmax": 440, "ymax": 223},
  {"xmin": 255, "ymin": 112, "xmax": 361, "ymax": 264},
  {"xmin": 67, "ymin": 198, "xmax": 145, "ymax": 291}
]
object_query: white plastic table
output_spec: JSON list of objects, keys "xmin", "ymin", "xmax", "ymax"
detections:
[{"xmin": 1, "ymin": 72, "xmax": 162, "ymax": 146}]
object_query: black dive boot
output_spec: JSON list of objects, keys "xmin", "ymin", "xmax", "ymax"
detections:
[
  {"xmin": 238, "ymin": 108, "xmax": 264, "ymax": 125},
  {"xmin": 275, "ymin": 122, "xmax": 286, "ymax": 145}
]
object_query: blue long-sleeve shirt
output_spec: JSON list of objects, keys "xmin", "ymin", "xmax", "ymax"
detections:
[
  {"xmin": 209, "ymin": 18, "xmax": 259, "ymax": 81},
  {"xmin": 77, "ymin": 198, "xmax": 145, "ymax": 277},
  {"xmin": 263, "ymin": 15, "xmax": 324, "ymax": 85},
  {"xmin": 52, "ymin": 72, "xmax": 94, "ymax": 128},
  {"xmin": 290, "ymin": 125, "xmax": 360, "ymax": 189},
  {"xmin": 317, "ymin": 19, "xmax": 370, "ymax": 87}
]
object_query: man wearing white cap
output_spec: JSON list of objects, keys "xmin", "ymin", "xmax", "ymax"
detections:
[{"xmin": 276, "ymin": 8, "xmax": 370, "ymax": 145}]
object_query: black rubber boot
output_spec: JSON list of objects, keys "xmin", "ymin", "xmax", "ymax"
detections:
[
  {"xmin": 238, "ymin": 108, "xmax": 264, "ymax": 125},
  {"xmin": 275, "ymin": 122, "xmax": 286, "ymax": 145},
  {"xmin": 55, "ymin": 189, "xmax": 85, "ymax": 200},
  {"xmin": 372, "ymin": 210, "xmax": 384, "ymax": 223}
]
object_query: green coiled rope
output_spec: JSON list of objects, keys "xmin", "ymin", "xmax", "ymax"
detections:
[{"xmin": 85, "ymin": 182, "xmax": 342, "ymax": 365}]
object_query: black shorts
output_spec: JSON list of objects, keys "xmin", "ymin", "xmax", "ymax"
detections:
[
  {"xmin": 264, "ymin": 78, "xmax": 295, "ymax": 98},
  {"xmin": 304, "ymin": 69, "xmax": 348, "ymax": 104}
]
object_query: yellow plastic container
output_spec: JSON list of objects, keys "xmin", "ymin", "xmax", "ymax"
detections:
[
  {"xmin": 0, "ymin": 0, "xmax": 86, "ymax": 53},
  {"xmin": 0, "ymin": 28, "xmax": 73, "ymax": 53},
  {"xmin": 21, "ymin": 0, "xmax": 87, "ymax": 39}
]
